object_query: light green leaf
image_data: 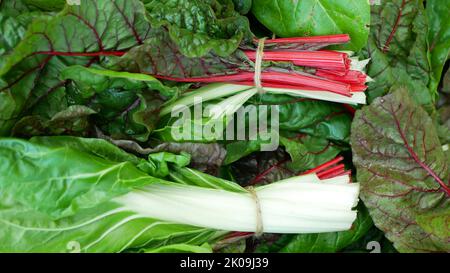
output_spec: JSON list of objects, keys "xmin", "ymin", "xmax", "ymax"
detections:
[
  {"xmin": 0, "ymin": 138, "xmax": 160, "ymax": 219},
  {"xmin": 251, "ymin": 0, "xmax": 370, "ymax": 51},
  {"xmin": 141, "ymin": 243, "xmax": 213, "ymax": 253}
]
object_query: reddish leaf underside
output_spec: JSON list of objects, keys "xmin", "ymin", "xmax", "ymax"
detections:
[{"xmin": 351, "ymin": 88, "xmax": 449, "ymax": 252}]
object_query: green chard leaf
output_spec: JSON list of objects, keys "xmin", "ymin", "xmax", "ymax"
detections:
[
  {"xmin": 251, "ymin": 0, "xmax": 370, "ymax": 51},
  {"xmin": 0, "ymin": 14, "xmax": 27, "ymax": 58},
  {"xmin": 0, "ymin": 6, "xmax": 53, "ymax": 66},
  {"xmin": 144, "ymin": 0, "xmax": 252, "ymax": 57},
  {"xmin": 113, "ymin": 28, "xmax": 248, "ymax": 79},
  {"xmin": 223, "ymin": 94, "xmax": 352, "ymax": 166},
  {"xmin": 9, "ymin": 63, "xmax": 181, "ymax": 141},
  {"xmin": 22, "ymin": 0, "xmax": 66, "ymax": 11},
  {"xmin": 256, "ymin": 94, "xmax": 353, "ymax": 142},
  {"xmin": 29, "ymin": 136, "xmax": 191, "ymax": 179},
  {"xmin": 93, "ymin": 136, "xmax": 228, "ymax": 175},
  {"xmin": 0, "ymin": 0, "xmax": 152, "ymax": 136},
  {"xmin": 363, "ymin": 0, "xmax": 434, "ymax": 108},
  {"xmin": 427, "ymin": 0, "xmax": 450, "ymax": 93},
  {"xmin": 0, "ymin": 138, "xmax": 153, "ymax": 219},
  {"xmin": 154, "ymin": 142, "xmax": 227, "ymax": 174},
  {"xmin": 226, "ymin": 132, "xmax": 342, "ymax": 186},
  {"xmin": 225, "ymin": 134, "xmax": 342, "ymax": 173},
  {"xmin": 12, "ymin": 105, "xmax": 96, "ymax": 137},
  {"xmin": 351, "ymin": 88, "xmax": 450, "ymax": 252},
  {"xmin": 231, "ymin": 0, "xmax": 252, "ymax": 15},
  {"xmin": 443, "ymin": 69, "xmax": 450, "ymax": 94},
  {"xmin": 280, "ymin": 135, "xmax": 342, "ymax": 172},
  {"xmin": 0, "ymin": 0, "xmax": 65, "ymax": 12},
  {"xmin": 29, "ymin": 135, "xmax": 144, "ymax": 164},
  {"xmin": 0, "ymin": 0, "xmax": 29, "ymax": 14},
  {"xmin": 0, "ymin": 137, "xmax": 222, "ymax": 253},
  {"xmin": 59, "ymin": 66, "xmax": 177, "ymax": 141}
]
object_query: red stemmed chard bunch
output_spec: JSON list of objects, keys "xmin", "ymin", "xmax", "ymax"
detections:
[{"xmin": 157, "ymin": 34, "xmax": 370, "ymax": 119}]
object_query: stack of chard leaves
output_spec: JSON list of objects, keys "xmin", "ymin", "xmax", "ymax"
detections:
[{"xmin": 0, "ymin": 0, "xmax": 449, "ymax": 253}]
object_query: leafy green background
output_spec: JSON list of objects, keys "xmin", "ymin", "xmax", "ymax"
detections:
[{"xmin": 0, "ymin": 0, "xmax": 449, "ymax": 253}]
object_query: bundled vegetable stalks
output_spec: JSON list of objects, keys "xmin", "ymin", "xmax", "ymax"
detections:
[
  {"xmin": 0, "ymin": 137, "xmax": 359, "ymax": 253},
  {"xmin": 0, "ymin": 0, "xmax": 367, "ymax": 140},
  {"xmin": 118, "ymin": 33, "xmax": 370, "ymax": 113}
]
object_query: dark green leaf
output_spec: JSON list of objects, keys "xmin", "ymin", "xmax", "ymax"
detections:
[
  {"xmin": 280, "ymin": 135, "xmax": 341, "ymax": 172},
  {"xmin": 0, "ymin": 137, "xmax": 219, "ymax": 252},
  {"xmin": 362, "ymin": 0, "xmax": 434, "ymax": 107},
  {"xmin": 229, "ymin": 148, "xmax": 291, "ymax": 186},
  {"xmin": 255, "ymin": 94, "xmax": 352, "ymax": 142},
  {"xmin": 0, "ymin": 137, "xmax": 161, "ymax": 219},
  {"xmin": 12, "ymin": 105, "xmax": 96, "ymax": 137},
  {"xmin": 427, "ymin": 0, "xmax": 450, "ymax": 93},
  {"xmin": 144, "ymin": 0, "xmax": 251, "ymax": 57},
  {"xmin": 231, "ymin": 0, "xmax": 252, "ymax": 14}
]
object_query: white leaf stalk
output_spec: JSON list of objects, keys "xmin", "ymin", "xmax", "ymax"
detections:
[
  {"xmin": 263, "ymin": 86, "xmax": 366, "ymax": 105},
  {"xmin": 207, "ymin": 88, "xmax": 258, "ymax": 120},
  {"xmin": 115, "ymin": 174, "xmax": 360, "ymax": 234},
  {"xmin": 160, "ymin": 84, "xmax": 253, "ymax": 116},
  {"xmin": 350, "ymin": 58, "xmax": 371, "ymax": 73},
  {"xmin": 161, "ymin": 81, "xmax": 366, "ymax": 118}
]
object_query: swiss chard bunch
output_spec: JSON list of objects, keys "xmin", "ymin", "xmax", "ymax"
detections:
[
  {"xmin": 117, "ymin": 33, "xmax": 370, "ymax": 109},
  {"xmin": 0, "ymin": 136, "xmax": 359, "ymax": 253}
]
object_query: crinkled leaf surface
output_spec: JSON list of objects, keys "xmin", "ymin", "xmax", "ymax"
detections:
[
  {"xmin": 427, "ymin": 0, "xmax": 450, "ymax": 93},
  {"xmin": 0, "ymin": 137, "xmax": 161, "ymax": 219},
  {"xmin": 114, "ymin": 28, "xmax": 247, "ymax": 79},
  {"xmin": 157, "ymin": 142, "xmax": 227, "ymax": 174},
  {"xmin": 257, "ymin": 94, "xmax": 352, "ymax": 142},
  {"xmin": 23, "ymin": 0, "xmax": 65, "ymax": 11},
  {"xmin": 362, "ymin": 0, "xmax": 433, "ymax": 108},
  {"xmin": 10, "ymin": 65, "xmax": 178, "ymax": 141},
  {"xmin": 351, "ymin": 88, "xmax": 450, "ymax": 252},
  {"xmin": 12, "ymin": 105, "xmax": 96, "ymax": 137},
  {"xmin": 226, "ymin": 133, "xmax": 341, "ymax": 186},
  {"xmin": 224, "ymin": 133, "xmax": 341, "ymax": 173},
  {"xmin": 280, "ymin": 135, "xmax": 342, "ymax": 172},
  {"xmin": 61, "ymin": 66, "xmax": 175, "ymax": 141},
  {"xmin": 144, "ymin": 0, "xmax": 251, "ymax": 57},
  {"xmin": 0, "ymin": 0, "xmax": 151, "ymax": 136}
]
